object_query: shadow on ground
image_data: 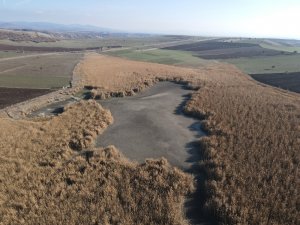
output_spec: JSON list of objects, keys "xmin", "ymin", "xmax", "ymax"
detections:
[{"xmin": 174, "ymin": 90, "xmax": 218, "ymax": 225}]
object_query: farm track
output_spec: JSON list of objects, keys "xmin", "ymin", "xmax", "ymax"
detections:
[
  {"xmin": 0, "ymin": 52, "xmax": 63, "ymax": 62},
  {"xmin": 0, "ymin": 65, "xmax": 26, "ymax": 74}
]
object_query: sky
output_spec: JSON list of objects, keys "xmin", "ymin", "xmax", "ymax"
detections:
[{"xmin": 0, "ymin": 0, "xmax": 299, "ymax": 39}]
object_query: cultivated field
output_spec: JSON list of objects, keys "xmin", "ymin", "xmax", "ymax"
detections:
[
  {"xmin": 260, "ymin": 42, "xmax": 300, "ymax": 53},
  {"xmin": 0, "ymin": 52, "xmax": 83, "ymax": 111},
  {"xmin": 163, "ymin": 41, "xmax": 286, "ymax": 59},
  {"xmin": 0, "ymin": 35, "xmax": 202, "ymax": 51},
  {"xmin": 222, "ymin": 54, "xmax": 300, "ymax": 93},
  {"xmin": 250, "ymin": 72, "xmax": 300, "ymax": 93},
  {"xmin": 0, "ymin": 87, "xmax": 51, "ymax": 109},
  {"xmin": 106, "ymin": 49, "xmax": 210, "ymax": 68},
  {"xmin": 78, "ymin": 54, "xmax": 300, "ymax": 224},
  {"xmin": 158, "ymin": 39, "xmax": 300, "ymax": 94},
  {"xmin": 235, "ymin": 38, "xmax": 300, "ymax": 53},
  {"xmin": 222, "ymin": 54, "xmax": 300, "ymax": 74},
  {"xmin": 0, "ymin": 43, "xmax": 102, "ymax": 52},
  {"xmin": 0, "ymin": 53, "xmax": 82, "ymax": 89},
  {"xmin": 0, "ymin": 51, "xmax": 33, "ymax": 59}
]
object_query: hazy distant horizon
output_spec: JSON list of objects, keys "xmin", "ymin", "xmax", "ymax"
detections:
[
  {"xmin": 1, "ymin": 0, "xmax": 299, "ymax": 39},
  {"xmin": 1, "ymin": 20, "xmax": 300, "ymax": 41}
]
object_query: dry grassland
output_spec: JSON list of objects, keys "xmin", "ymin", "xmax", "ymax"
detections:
[
  {"xmin": 75, "ymin": 53, "xmax": 203, "ymax": 98},
  {"xmin": 185, "ymin": 85, "xmax": 299, "ymax": 224},
  {"xmin": 80, "ymin": 54, "xmax": 300, "ymax": 224},
  {"xmin": 0, "ymin": 100, "xmax": 194, "ymax": 225}
]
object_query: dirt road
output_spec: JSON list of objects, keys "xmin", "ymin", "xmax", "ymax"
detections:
[{"xmin": 0, "ymin": 52, "xmax": 63, "ymax": 62}]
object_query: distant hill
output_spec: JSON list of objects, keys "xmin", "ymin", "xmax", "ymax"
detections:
[
  {"xmin": 0, "ymin": 29, "xmax": 59, "ymax": 42},
  {"xmin": 0, "ymin": 21, "xmax": 152, "ymax": 42},
  {"xmin": 0, "ymin": 21, "xmax": 118, "ymax": 33}
]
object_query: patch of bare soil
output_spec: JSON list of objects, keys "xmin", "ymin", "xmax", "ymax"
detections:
[
  {"xmin": 0, "ymin": 87, "xmax": 52, "ymax": 109},
  {"xmin": 250, "ymin": 72, "xmax": 300, "ymax": 93}
]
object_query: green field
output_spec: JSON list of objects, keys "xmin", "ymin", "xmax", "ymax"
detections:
[
  {"xmin": 105, "ymin": 47, "xmax": 300, "ymax": 74},
  {"xmin": 0, "ymin": 36, "xmax": 202, "ymax": 49},
  {"xmin": 218, "ymin": 37, "xmax": 300, "ymax": 53},
  {"xmin": 0, "ymin": 39, "xmax": 114, "ymax": 48},
  {"xmin": 0, "ymin": 51, "xmax": 33, "ymax": 59},
  {"xmin": 0, "ymin": 53, "xmax": 82, "ymax": 89},
  {"xmin": 105, "ymin": 49, "xmax": 210, "ymax": 68},
  {"xmin": 259, "ymin": 43, "xmax": 300, "ymax": 53},
  {"xmin": 222, "ymin": 54, "xmax": 300, "ymax": 74}
]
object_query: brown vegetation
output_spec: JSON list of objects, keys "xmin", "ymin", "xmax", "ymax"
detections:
[
  {"xmin": 81, "ymin": 54, "xmax": 300, "ymax": 224},
  {"xmin": 0, "ymin": 100, "xmax": 194, "ymax": 224},
  {"xmin": 1, "ymin": 52, "xmax": 298, "ymax": 224},
  {"xmin": 76, "ymin": 53, "xmax": 201, "ymax": 99},
  {"xmin": 184, "ymin": 81, "xmax": 300, "ymax": 224}
]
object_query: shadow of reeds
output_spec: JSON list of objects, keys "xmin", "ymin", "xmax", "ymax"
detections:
[{"xmin": 174, "ymin": 85, "xmax": 218, "ymax": 225}]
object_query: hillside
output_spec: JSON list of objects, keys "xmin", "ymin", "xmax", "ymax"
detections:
[{"xmin": 0, "ymin": 29, "xmax": 58, "ymax": 42}]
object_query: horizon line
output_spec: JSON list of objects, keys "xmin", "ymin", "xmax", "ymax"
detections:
[{"xmin": 0, "ymin": 20, "xmax": 299, "ymax": 41}]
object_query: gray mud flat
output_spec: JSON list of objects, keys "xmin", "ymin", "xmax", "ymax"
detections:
[
  {"xmin": 97, "ymin": 82, "xmax": 215, "ymax": 225},
  {"xmin": 96, "ymin": 82, "xmax": 205, "ymax": 170}
]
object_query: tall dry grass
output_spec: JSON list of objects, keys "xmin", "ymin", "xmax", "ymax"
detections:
[
  {"xmin": 184, "ymin": 78, "xmax": 300, "ymax": 224},
  {"xmin": 1, "ymin": 53, "xmax": 299, "ymax": 224},
  {"xmin": 0, "ymin": 100, "xmax": 194, "ymax": 225},
  {"xmin": 75, "ymin": 53, "xmax": 205, "ymax": 99},
  {"xmin": 80, "ymin": 54, "xmax": 299, "ymax": 224}
]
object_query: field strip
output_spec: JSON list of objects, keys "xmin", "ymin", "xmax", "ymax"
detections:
[
  {"xmin": 139, "ymin": 37, "xmax": 218, "ymax": 48},
  {"xmin": 101, "ymin": 47, "xmax": 131, "ymax": 52},
  {"xmin": 135, "ymin": 48, "xmax": 158, "ymax": 52},
  {"xmin": 0, "ymin": 52, "xmax": 62, "ymax": 62},
  {"xmin": 0, "ymin": 54, "xmax": 84, "ymax": 118},
  {"xmin": 102, "ymin": 38, "xmax": 214, "ymax": 53}
]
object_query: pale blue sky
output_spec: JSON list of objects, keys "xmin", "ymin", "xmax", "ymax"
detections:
[{"xmin": 0, "ymin": 0, "xmax": 299, "ymax": 39}]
